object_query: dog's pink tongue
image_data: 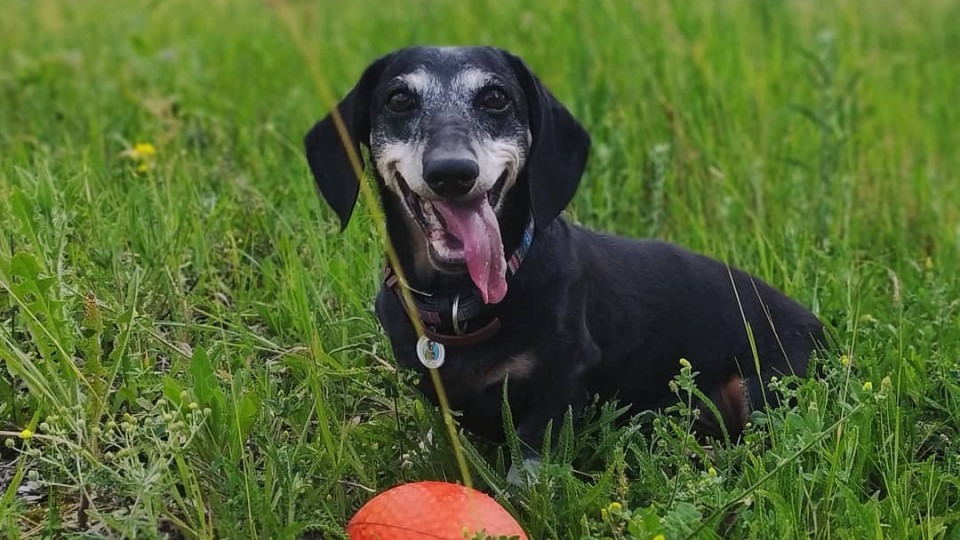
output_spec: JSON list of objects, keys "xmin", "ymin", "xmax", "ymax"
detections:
[{"xmin": 433, "ymin": 198, "xmax": 507, "ymax": 304}]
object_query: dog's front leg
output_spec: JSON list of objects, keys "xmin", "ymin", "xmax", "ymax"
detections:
[
  {"xmin": 514, "ymin": 381, "xmax": 589, "ymax": 453},
  {"xmin": 505, "ymin": 378, "xmax": 589, "ymax": 486},
  {"xmin": 507, "ymin": 341, "xmax": 598, "ymax": 485}
]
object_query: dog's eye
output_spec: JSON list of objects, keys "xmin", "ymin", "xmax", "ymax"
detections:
[
  {"xmin": 385, "ymin": 90, "xmax": 417, "ymax": 113},
  {"xmin": 478, "ymin": 88, "xmax": 509, "ymax": 112}
]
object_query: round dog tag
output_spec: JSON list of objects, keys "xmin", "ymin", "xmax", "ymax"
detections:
[{"xmin": 416, "ymin": 336, "xmax": 446, "ymax": 369}]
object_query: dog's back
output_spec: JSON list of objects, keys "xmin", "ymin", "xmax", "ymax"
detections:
[{"xmin": 568, "ymin": 223, "xmax": 824, "ymax": 435}]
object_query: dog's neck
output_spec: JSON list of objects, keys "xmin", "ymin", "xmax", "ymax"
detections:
[{"xmin": 384, "ymin": 210, "xmax": 536, "ymax": 346}]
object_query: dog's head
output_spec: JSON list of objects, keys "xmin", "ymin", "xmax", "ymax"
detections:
[{"xmin": 305, "ymin": 46, "xmax": 590, "ymax": 303}]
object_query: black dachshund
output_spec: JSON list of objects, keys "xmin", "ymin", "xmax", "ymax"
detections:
[{"xmin": 305, "ymin": 46, "xmax": 825, "ymax": 456}]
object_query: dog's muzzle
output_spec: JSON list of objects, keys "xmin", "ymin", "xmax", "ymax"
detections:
[{"xmin": 394, "ymin": 167, "xmax": 511, "ymax": 305}]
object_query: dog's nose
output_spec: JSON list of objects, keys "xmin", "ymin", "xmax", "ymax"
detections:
[{"xmin": 423, "ymin": 158, "xmax": 479, "ymax": 197}]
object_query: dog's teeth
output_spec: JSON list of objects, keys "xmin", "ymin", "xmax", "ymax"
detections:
[{"xmin": 421, "ymin": 200, "xmax": 446, "ymax": 229}]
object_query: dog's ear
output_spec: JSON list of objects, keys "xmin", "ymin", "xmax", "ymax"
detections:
[
  {"xmin": 503, "ymin": 52, "xmax": 591, "ymax": 228},
  {"xmin": 304, "ymin": 53, "xmax": 395, "ymax": 230}
]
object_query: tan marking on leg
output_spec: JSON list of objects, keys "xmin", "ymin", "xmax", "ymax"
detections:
[{"xmin": 718, "ymin": 375, "xmax": 749, "ymax": 435}]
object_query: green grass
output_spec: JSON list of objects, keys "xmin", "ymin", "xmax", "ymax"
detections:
[{"xmin": 2, "ymin": 0, "xmax": 959, "ymax": 538}]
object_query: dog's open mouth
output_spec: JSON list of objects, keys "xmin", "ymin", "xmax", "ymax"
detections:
[{"xmin": 395, "ymin": 171, "xmax": 509, "ymax": 304}]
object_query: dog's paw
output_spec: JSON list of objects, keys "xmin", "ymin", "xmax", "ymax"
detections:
[{"xmin": 506, "ymin": 457, "xmax": 542, "ymax": 487}]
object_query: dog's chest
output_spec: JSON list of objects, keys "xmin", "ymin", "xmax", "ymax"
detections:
[
  {"xmin": 375, "ymin": 287, "xmax": 540, "ymax": 405},
  {"xmin": 401, "ymin": 333, "xmax": 536, "ymax": 403}
]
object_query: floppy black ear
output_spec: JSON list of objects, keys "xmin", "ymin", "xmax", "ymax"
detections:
[
  {"xmin": 504, "ymin": 52, "xmax": 591, "ymax": 228},
  {"xmin": 304, "ymin": 53, "xmax": 395, "ymax": 230}
]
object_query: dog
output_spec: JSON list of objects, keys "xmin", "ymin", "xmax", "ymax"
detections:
[{"xmin": 304, "ymin": 46, "xmax": 825, "ymax": 455}]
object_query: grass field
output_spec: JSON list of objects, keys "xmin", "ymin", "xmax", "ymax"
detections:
[{"xmin": 2, "ymin": 0, "xmax": 960, "ymax": 538}]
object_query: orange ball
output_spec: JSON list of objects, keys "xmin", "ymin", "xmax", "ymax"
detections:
[{"xmin": 346, "ymin": 481, "xmax": 528, "ymax": 540}]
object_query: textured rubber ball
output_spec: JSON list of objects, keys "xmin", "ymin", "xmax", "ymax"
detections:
[{"xmin": 346, "ymin": 481, "xmax": 528, "ymax": 540}]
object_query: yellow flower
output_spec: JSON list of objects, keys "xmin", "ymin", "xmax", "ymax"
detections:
[
  {"xmin": 122, "ymin": 141, "xmax": 158, "ymax": 164},
  {"xmin": 601, "ymin": 508, "xmax": 609, "ymax": 520},
  {"xmin": 708, "ymin": 466, "xmax": 717, "ymax": 477},
  {"xmin": 607, "ymin": 501, "xmax": 622, "ymax": 512},
  {"xmin": 133, "ymin": 142, "xmax": 156, "ymax": 158},
  {"xmin": 862, "ymin": 381, "xmax": 873, "ymax": 392},
  {"xmin": 679, "ymin": 358, "xmax": 691, "ymax": 369},
  {"xmin": 654, "ymin": 535, "xmax": 666, "ymax": 540},
  {"xmin": 19, "ymin": 429, "xmax": 33, "ymax": 439},
  {"xmin": 840, "ymin": 354, "xmax": 850, "ymax": 367}
]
